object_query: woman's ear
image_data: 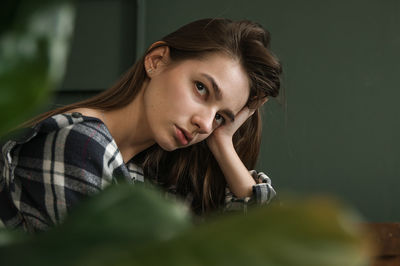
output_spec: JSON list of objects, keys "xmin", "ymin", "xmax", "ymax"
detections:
[{"xmin": 144, "ymin": 41, "xmax": 170, "ymax": 78}]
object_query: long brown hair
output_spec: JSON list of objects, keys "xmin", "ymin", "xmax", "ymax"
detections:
[{"xmin": 26, "ymin": 18, "xmax": 282, "ymax": 214}]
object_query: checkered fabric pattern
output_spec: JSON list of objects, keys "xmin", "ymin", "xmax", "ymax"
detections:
[{"xmin": 0, "ymin": 113, "xmax": 276, "ymax": 232}]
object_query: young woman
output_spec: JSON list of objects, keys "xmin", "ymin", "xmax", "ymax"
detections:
[{"xmin": 0, "ymin": 18, "xmax": 282, "ymax": 232}]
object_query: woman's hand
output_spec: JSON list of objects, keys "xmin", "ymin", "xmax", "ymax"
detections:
[
  {"xmin": 207, "ymin": 106, "xmax": 255, "ymax": 152},
  {"xmin": 207, "ymin": 97, "xmax": 267, "ymax": 152}
]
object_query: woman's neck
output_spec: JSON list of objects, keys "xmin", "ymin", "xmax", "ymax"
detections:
[{"xmin": 103, "ymin": 89, "xmax": 155, "ymax": 162}]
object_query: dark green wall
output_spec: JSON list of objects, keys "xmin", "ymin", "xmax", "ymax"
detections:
[
  {"xmin": 53, "ymin": 0, "xmax": 137, "ymax": 106},
  {"xmin": 143, "ymin": 0, "xmax": 400, "ymax": 221}
]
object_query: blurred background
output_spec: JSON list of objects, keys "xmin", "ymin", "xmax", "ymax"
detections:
[{"xmin": 53, "ymin": 0, "xmax": 399, "ymax": 222}]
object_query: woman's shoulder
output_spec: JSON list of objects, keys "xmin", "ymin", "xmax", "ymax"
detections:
[
  {"xmin": 41, "ymin": 110, "xmax": 113, "ymax": 147},
  {"xmin": 1, "ymin": 110, "xmax": 121, "ymax": 180},
  {"xmin": 4, "ymin": 109, "xmax": 111, "ymax": 150},
  {"xmin": 67, "ymin": 108, "xmax": 103, "ymax": 120},
  {"xmin": 44, "ymin": 108, "xmax": 104, "ymax": 132}
]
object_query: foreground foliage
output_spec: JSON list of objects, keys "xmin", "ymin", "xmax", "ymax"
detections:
[
  {"xmin": 0, "ymin": 184, "xmax": 371, "ymax": 266},
  {"xmin": 0, "ymin": 0, "xmax": 74, "ymax": 135}
]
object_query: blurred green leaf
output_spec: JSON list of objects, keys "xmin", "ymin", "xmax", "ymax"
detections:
[
  {"xmin": 0, "ymin": 0, "xmax": 75, "ymax": 135},
  {"xmin": 0, "ymin": 183, "xmax": 192, "ymax": 266},
  {"xmin": 79, "ymin": 197, "xmax": 372, "ymax": 266},
  {"xmin": 1, "ymin": 189, "xmax": 372, "ymax": 266},
  {"xmin": 0, "ymin": 228, "xmax": 27, "ymax": 247}
]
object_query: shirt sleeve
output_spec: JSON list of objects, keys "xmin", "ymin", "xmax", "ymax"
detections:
[{"xmin": 223, "ymin": 170, "xmax": 276, "ymax": 213}]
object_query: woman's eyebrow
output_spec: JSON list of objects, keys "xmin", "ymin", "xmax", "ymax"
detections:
[
  {"xmin": 221, "ymin": 109, "xmax": 235, "ymax": 122},
  {"xmin": 200, "ymin": 73, "xmax": 222, "ymax": 100},
  {"xmin": 200, "ymin": 73, "xmax": 235, "ymax": 122}
]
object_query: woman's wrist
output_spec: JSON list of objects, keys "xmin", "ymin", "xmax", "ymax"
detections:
[{"xmin": 207, "ymin": 134, "xmax": 256, "ymax": 198}]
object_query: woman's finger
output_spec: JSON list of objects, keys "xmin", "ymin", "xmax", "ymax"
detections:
[{"xmin": 231, "ymin": 106, "xmax": 255, "ymax": 128}]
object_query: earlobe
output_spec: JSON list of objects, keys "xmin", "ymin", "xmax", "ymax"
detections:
[
  {"xmin": 144, "ymin": 42, "xmax": 170, "ymax": 77},
  {"xmin": 144, "ymin": 58, "xmax": 154, "ymax": 78}
]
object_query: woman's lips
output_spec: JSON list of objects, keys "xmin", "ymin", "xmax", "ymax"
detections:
[
  {"xmin": 175, "ymin": 126, "xmax": 189, "ymax": 145},
  {"xmin": 175, "ymin": 126, "xmax": 193, "ymax": 146}
]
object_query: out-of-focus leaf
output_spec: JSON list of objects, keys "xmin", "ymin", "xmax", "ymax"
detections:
[
  {"xmin": 0, "ymin": 183, "xmax": 192, "ymax": 266},
  {"xmin": 0, "ymin": 187, "xmax": 372, "ymax": 266},
  {"xmin": 0, "ymin": 228, "xmax": 27, "ymax": 247},
  {"xmin": 79, "ymin": 197, "xmax": 372, "ymax": 266},
  {"xmin": 0, "ymin": 0, "xmax": 75, "ymax": 135}
]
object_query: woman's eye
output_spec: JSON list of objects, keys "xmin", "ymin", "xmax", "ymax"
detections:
[
  {"xmin": 195, "ymin": 81, "xmax": 207, "ymax": 96},
  {"xmin": 214, "ymin": 113, "xmax": 225, "ymax": 126}
]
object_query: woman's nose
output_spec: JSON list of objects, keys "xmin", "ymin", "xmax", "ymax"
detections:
[{"xmin": 192, "ymin": 111, "xmax": 214, "ymax": 135}]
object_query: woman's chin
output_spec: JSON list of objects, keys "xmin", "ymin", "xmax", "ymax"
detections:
[{"xmin": 156, "ymin": 139, "xmax": 179, "ymax": 151}]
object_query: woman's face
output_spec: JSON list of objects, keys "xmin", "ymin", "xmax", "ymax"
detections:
[{"xmin": 143, "ymin": 52, "xmax": 250, "ymax": 151}]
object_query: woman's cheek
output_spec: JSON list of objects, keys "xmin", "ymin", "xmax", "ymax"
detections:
[
  {"xmin": 177, "ymin": 90, "xmax": 197, "ymax": 111},
  {"xmin": 196, "ymin": 131, "xmax": 213, "ymax": 144}
]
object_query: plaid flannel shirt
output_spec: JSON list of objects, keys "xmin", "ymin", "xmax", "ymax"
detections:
[{"xmin": 0, "ymin": 113, "xmax": 276, "ymax": 232}]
